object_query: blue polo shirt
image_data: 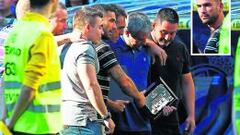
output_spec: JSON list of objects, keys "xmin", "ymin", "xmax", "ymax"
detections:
[{"xmin": 105, "ymin": 36, "xmax": 151, "ymax": 132}]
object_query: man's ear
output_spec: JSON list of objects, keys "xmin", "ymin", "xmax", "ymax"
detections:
[
  {"xmin": 85, "ymin": 23, "xmax": 91, "ymax": 32},
  {"xmin": 219, "ymin": 2, "xmax": 224, "ymax": 10},
  {"xmin": 152, "ymin": 22, "xmax": 156, "ymax": 30}
]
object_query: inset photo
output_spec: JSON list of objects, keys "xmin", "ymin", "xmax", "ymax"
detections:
[{"xmin": 191, "ymin": 0, "xmax": 231, "ymax": 55}]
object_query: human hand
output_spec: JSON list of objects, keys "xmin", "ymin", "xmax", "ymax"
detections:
[
  {"xmin": 162, "ymin": 106, "xmax": 177, "ymax": 116},
  {"xmin": 104, "ymin": 118, "xmax": 115, "ymax": 134},
  {"xmin": 110, "ymin": 100, "xmax": 129, "ymax": 112},
  {"xmin": 147, "ymin": 40, "xmax": 167, "ymax": 66},
  {"xmin": 184, "ymin": 115, "xmax": 195, "ymax": 134},
  {"xmin": 149, "ymin": 42, "xmax": 167, "ymax": 66}
]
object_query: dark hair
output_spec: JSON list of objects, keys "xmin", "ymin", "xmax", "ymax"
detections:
[
  {"xmin": 108, "ymin": 4, "xmax": 127, "ymax": 18},
  {"xmin": 29, "ymin": 0, "xmax": 50, "ymax": 9},
  {"xmin": 156, "ymin": 8, "xmax": 179, "ymax": 24},
  {"xmin": 91, "ymin": 4, "xmax": 115, "ymax": 15},
  {"xmin": 73, "ymin": 7, "xmax": 103, "ymax": 30}
]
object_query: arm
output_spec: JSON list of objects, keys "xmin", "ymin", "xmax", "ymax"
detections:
[
  {"xmin": 77, "ymin": 64, "xmax": 115, "ymax": 133},
  {"xmin": 79, "ymin": 64, "xmax": 109, "ymax": 117},
  {"xmin": 182, "ymin": 72, "xmax": 195, "ymax": 133},
  {"xmin": 106, "ymin": 99, "xmax": 129, "ymax": 112},
  {"xmin": 0, "ymin": 78, "xmax": 7, "ymax": 121},
  {"xmin": 145, "ymin": 39, "xmax": 167, "ymax": 65},
  {"xmin": 55, "ymin": 35, "xmax": 71, "ymax": 46},
  {"xmin": 55, "ymin": 30, "xmax": 82, "ymax": 46},
  {"xmin": 108, "ymin": 65, "xmax": 145, "ymax": 108},
  {"xmin": 7, "ymin": 86, "xmax": 35, "ymax": 129}
]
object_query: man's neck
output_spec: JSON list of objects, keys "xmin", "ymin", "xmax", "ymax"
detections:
[
  {"xmin": 208, "ymin": 13, "xmax": 224, "ymax": 32},
  {"xmin": 31, "ymin": 6, "xmax": 52, "ymax": 19}
]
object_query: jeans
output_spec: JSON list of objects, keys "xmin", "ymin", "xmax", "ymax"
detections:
[
  {"xmin": 113, "ymin": 131, "xmax": 151, "ymax": 135},
  {"xmin": 60, "ymin": 121, "xmax": 104, "ymax": 135}
]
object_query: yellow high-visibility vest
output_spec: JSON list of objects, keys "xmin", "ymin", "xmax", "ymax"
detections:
[
  {"xmin": 3, "ymin": 12, "xmax": 62, "ymax": 134},
  {"xmin": 234, "ymin": 36, "xmax": 240, "ymax": 135}
]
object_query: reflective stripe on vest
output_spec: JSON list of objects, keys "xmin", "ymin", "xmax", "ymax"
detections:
[
  {"xmin": 7, "ymin": 103, "xmax": 60, "ymax": 113},
  {"xmin": 4, "ymin": 81, "xmax": 61, "ymax": 92},
  {"xmin": 233, "ymin": 87, "xmax": 240, "ymax": 134}
]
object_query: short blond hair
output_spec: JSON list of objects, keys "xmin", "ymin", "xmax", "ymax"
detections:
[{"xmin": 73, "ymin": 7, "xmax": 103, "ymax": 30}]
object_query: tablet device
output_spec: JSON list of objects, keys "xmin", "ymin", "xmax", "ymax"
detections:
[{"xmin": 144, "ymin": 77, "xmax": 179, "ymax": 119}]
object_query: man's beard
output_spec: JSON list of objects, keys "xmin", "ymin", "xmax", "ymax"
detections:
[
  {"xmin": 158, "ymin": 39, "xmax": 171, "ymax": 47},
  {"xmin": 202, "ymin": 14, "xmax": 218, "ymax": 25}
]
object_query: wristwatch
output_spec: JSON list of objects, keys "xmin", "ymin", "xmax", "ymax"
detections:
[{"xmin": 102, "ymin": 112, "xmax": 111, "ymax": 120}]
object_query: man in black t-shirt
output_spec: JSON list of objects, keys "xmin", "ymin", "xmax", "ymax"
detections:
[{"xmin": 149, "ymin": 8, "xmax": 195, "ymax": 135}]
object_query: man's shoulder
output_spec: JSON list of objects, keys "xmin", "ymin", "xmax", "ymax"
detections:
[
  {"xmin": 95, "ymin": 41, "xmax": 115, "ymax": 55},
  {"xmin": 172, "ymin": 37, "xmax": 185, "ymax": 45},
  {"xmin": 170, "ymin": 37, "xmax": 187, "ymax": 50},
  {"xmin": 71, "ymin": 39, "xmax": 95, "ymax": 52},
  {"xmin": 95, "ymin": 41, "xmax": 111, "ymax": 50}
]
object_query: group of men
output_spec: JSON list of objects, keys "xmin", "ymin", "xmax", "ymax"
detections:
[{"xmin": 0, "ymin": 0, "xmax": 197, "ymax": 135}]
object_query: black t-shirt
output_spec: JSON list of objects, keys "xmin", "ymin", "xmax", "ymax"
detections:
[{"xmin": 148, "ymin": 37, "xmax": 191, "ymax": 127}]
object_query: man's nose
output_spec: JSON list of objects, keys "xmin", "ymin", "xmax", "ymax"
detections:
[
  {"xmin": 164, "ymin": 34, "xmax": 172, "ymax": 41},
  {"xmin": 112, "ymin": 22, "xmax": 117, "ymax": 30}
]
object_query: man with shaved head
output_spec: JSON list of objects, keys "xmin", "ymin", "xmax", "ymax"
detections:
[{"xmin": 196, "ymin": 0, "xmax": 225, "ymax": 53}]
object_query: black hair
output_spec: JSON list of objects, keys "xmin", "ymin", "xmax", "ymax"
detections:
[
  {"xmin": 156, "ymin": 8, "xmax": 179, "ymax": 24},
  {"xmin": 29, "ymin": 0, "xmax": 50, "ymax": 9}
]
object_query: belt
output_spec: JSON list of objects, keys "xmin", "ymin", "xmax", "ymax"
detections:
[{"xmin": 63, "ymin": 125, "xmax": 82, "ymax": 129}]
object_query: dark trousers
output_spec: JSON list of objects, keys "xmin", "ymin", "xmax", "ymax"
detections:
[
  {"xmin": 113, "ymin": 130, "xmax": 151, "ymax": 135},
  {"xmin": 152, "ymin": 125, "xmax": 181, "ymax": 135}
]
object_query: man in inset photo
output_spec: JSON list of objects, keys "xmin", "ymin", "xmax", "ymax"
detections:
[{"xmin": 192, "ymin": 0, "xmax": 230, "ymax": 55}]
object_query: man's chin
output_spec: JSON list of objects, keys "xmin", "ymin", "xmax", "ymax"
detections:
[{"xmin": 159, "ymin": 41, "xmax": 171, "ymax": 47}]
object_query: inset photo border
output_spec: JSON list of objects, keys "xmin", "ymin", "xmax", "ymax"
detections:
[{"xmin": 191, "ymin": 0, "xmax": 231, "ymax": 56}]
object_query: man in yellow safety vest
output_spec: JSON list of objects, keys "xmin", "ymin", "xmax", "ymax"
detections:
[{"xmin": 3, "ymin": 0, "xmax": 62, "ymax": 134}]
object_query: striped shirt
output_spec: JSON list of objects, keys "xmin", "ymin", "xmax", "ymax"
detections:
[
  {"xmin": 96, "ymin": 41, "xmax": 118, "ymax": 100},
  {"xmin": 204, "ymin": 27, "xmax": 220, "ymax": 53}
]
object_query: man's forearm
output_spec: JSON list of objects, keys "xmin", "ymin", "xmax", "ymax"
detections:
[
  {"xmin": 0, "ymin": 83, "xmax": 6, "ymax": 121},
  {"xmin": 110, "ymin": 65, "xmax": 140, "ymax": 99},
  {"xmin": 182, "ymin": 73, "xmax": 195, "ymax": 117},
  {"xmin": 8, "ymin": 86, "xmax": 35, "ymax": 129},
  {"xmin": 119, "ymin": 75, "xmax": 140, "ymax": 99},
  {"xmin": 85, "ymin": 83, "xmax": 108, "ymax": 117}
]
